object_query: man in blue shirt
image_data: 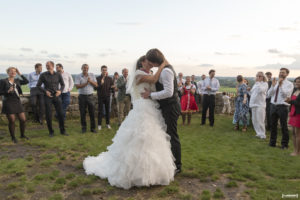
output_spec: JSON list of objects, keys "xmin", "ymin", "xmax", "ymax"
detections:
[{"xmin": 28, "ymin": 63, "xmax": 44, "ymax": 124}]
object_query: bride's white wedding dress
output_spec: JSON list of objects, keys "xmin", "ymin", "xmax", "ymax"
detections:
[{"xmin": 83, "ymin": 69, "xmax": 176, "ymax": 189}]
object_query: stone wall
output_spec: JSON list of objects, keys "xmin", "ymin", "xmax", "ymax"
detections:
[{"xmin": 0, "ymin": 92, "xmax": 235, "ymax": 121}]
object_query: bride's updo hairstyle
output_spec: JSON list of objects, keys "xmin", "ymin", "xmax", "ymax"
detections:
[
  {"xmin": 136, "ymin": 55, "xmax": 146, "ymax": 70},
  {"xmin": 146, "ymin": 48, "xmax": 165, "ymax": 65}
]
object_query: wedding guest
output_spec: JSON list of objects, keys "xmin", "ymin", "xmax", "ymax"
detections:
[
  {"xmin": 222, "ymin": 92, "xmax": 231, "ymax": 114},
  {"xmin": 117, "ymin": 68, "xmax": 130, "ymax": 126},
  {"xmin": 75, "ymin": 64, "xmax": 98, "ymax": 133},
  {"xmin": 234, "ymin": 75, "xmax": 249, "ymax": 132},
  {"xmin": 180, "ymin": 76, "xmax": 198, "ymax": 125},
  {"xmin": 249, "ymin": 72, "xmax": 268, "ymax": 139},
  {"xmin": 191, "ymin": 75, "xmax": 200, "ymax": 107},
  {"xmin": 201, "ymin": 70, "xmax": 220, "ymax": 126},
  {"xmin": 244, "ymin": 79, "xmax": 251, "ymax": 102},
  {"xmin": 177, "ymin": 72, "xmax": 185, "ymax": 99},
  {"xmin": 0, "ymin": 67, "xmax": 29, "ymax": 143},
  {"xmin": 56, "ymin": 63, "xmax": 74, "ymax": 119},
  {"xmin": 197, "ymin": 74, "xmax": 206, "ymax": 105},
  {"xmin": 112, "ymin": 72, "xmax": 119, "ymax": 113},
  {"xmin": 96, "ymin": 65, "xmax": 113, "ymax": 130},
  {"xmin": 268, "ymin": 68, "xmax": 294, "ymax": 149},
  {"xmin": 28, "ymin": 63, "xmax": 44, "ymax": 124},
  {"xmin": 265, "ymin": 72, "xmax": 272, "ymax": 131},
  {"xmin": 177, "ymin": 72, "xmax": 185, "ymax": 87},
  {"xmin": 37, "ymin": 61, "xmax": 67, "ymax": 137},
  {"xmin": 286, "ymin": 77, "xmax": 300, "ymax": 156}
]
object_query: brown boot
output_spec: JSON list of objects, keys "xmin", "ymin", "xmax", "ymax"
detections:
[
  {"xmin": 182, "ymin": 113, "xmax": 186, "ymax": 125},
  {"xmin": 187, "ymin": 113, "xmax": 192, "ymax": 125}
]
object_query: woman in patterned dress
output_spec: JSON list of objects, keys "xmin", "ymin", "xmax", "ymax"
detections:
[{"xmin": 234, "ymin": 75, "xmax": 249, "ymax": 132}]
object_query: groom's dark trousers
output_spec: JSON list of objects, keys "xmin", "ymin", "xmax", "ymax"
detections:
[
  {"xmin": 161, "ymin": 102, "xmax": 182, "ymax": 170},
  {"xmin": 155, "ymin": 65, "xmax": 182, "ymax": 171}
]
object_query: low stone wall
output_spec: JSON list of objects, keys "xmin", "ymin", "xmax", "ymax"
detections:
[{"xmin": 0, "ymin": 92, "xmax": 235, "ymax": 121}]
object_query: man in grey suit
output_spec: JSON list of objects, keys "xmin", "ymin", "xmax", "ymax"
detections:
[{"xmin": 117, "ymin": 68, "xmax": 131, "ymax": 125}]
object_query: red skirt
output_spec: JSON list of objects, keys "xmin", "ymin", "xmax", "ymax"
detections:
[
  {"xmin": 288, "ymin": 95, "xmax": 300, "ymax": 128},
  {"xmin": 181, "ymin": 93, "xmax": 198, "ymax": 112}
]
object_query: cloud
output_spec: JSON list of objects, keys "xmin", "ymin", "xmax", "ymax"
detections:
[
  {"xmin": 99, "ymin": 53, "xmax": 109, "ymax": 57},
  {"xmin": 116, "ymin": 22, "xmax": 142, "ymax": 26},
  {"xmin": 214, "ymin": 52, "xmax": 240, "ymax": 56},
  {"xmin": 0, "ymin": 54, "xmax": 48, "ymax": 63},
  {"xmin": 75, "ymin": 53, "xmax": 89, "ymax": 58},
  {"xmin": 20, "ymin": 48, "xmax": 33, "ymax": 52},
  {"xmin": 198, "ymin": 64, "xmax": 214, "ymax": 67},
  {"xmin": 48, "ymin": 54, "xmax": 60, "ymax": 59},
  {"xmin": 98, "ymin": 49, "xmax": 126, "ymax": 57},
  {"xmin": 278, "ymin": 27, "xmax": 297, "ymax": 31},
  {"xmin": 268, "ymin": 49, "xmax": 281, "ymax": 54},
  {"xmin": 256, "ymin": 54, "xmax": 300, "ymax": 70},
  {"xmin": 40, "ymin": 50, "xmax": 48, "ymax": 54}
]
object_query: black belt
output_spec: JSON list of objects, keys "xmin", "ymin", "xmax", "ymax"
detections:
[
  {"xmin": 272, "ymin": 104, "xmax": 288, "ymax": 107},
  {"xmin": 79, "ymin": 94, "xmax": 93, "ymax": 96}
]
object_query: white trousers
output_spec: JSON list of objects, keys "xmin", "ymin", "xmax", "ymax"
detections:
[
  {"xmin": 222, "ymin": 104, "xmax": 231, "ymax": 114},
  {"xmin": 251, "ymin": 107, "xmax": 266, "ymax": 138}
]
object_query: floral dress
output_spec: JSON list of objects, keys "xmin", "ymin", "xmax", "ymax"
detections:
[{"xmin": 233, "ymin": 83, "xmax": 249, "ymax": 126}]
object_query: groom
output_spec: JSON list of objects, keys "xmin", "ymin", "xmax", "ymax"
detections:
[{"xmin": 142, "ymin": 48, "xmax": 182, "ymax": 174}]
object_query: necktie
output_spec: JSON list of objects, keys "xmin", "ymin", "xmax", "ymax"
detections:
[
  {"xmin": 274, "ymin": 85, "xmax": 280, "ymax": 103},
  {"xmin": 209, "ymin": 79, "xmax": 212, "ymax": 95}
]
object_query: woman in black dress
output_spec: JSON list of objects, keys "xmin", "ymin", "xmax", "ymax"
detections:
[{"xmin": 0, "ymin": 67, "xmax": 29, "ymax": 143}]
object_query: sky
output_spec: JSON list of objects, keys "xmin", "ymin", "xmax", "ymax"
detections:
[{"xmin": 0, "ymin": 0, "xmax": 300, "ymax": 77}]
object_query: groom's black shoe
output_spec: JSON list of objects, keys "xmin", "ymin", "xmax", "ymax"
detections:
[{"xmin": 175, "ymin": 169, "xmax": 182, "ymax": 175}]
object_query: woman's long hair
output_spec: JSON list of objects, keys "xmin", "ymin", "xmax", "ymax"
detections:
[{"xmin": 136, "ymin": 55, "xmax": 146, "ymax": 70}]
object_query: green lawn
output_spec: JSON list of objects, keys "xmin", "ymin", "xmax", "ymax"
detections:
[
  {"xmin": 0, "ymin": 114, "xmax": 299, "ymax": 200},
  {"xmin": 219, "ymin": 86, "xmax": 236, "ymax": 93}
]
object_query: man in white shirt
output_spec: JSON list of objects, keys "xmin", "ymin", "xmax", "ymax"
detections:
[
  {"xmin": 56, "ymin": 63, "xmax": 74, "ymax": 120},
  {"xmin": 75, "ymin": 64, "xmax": 98, "ymax": 133},
  {"xmin": 28, "ymin": 63, "xmax": 44, "ymax": 124},
  {"xmin": 141, "ymin": 48, "xmax": 182, "ymax": 174},
  {"xmin": 197, "ymin": 74, "xmax": 206, "ymax": 105},
  {"xmin": 267, "ymin": 68, "xmax": 294, "ymax": 149},
  {"xmin": 201, "ymin": 70, "xmax": 220, "ymax": 126}
]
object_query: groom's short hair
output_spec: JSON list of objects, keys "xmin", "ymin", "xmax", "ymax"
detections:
[{"xmin": 146, "ymin": 48, "xmax": 165, "ymax": 65}]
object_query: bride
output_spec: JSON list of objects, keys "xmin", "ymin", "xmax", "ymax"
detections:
[{"xmin": 83, "ymin": 56, "xmax": 176, "ymax": 189}]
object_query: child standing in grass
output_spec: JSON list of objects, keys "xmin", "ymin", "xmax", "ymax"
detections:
[{"xmin": 222, "ymin": 92, "xmax": 231, "ymax": 114}]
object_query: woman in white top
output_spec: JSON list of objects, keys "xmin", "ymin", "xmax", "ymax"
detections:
[{"xmin": 249, "ymin": 72, "xmax": 268, "ymax": 139}]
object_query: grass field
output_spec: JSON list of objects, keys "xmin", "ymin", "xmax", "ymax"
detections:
[
  {"xmin": 0, "ymin": 114, "xmax": 299, "ymax": 200},
  {"xmin": 218, "ymin": 86, "xmax": 237, "ymax": 93}
]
